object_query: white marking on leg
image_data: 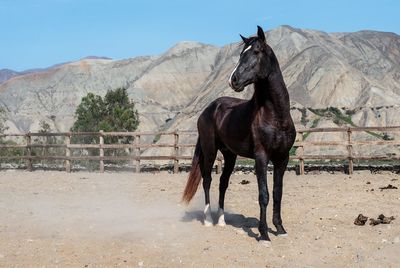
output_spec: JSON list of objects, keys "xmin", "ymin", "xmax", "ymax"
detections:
[
  {"xmin": 204, "ymin": 204, "xmax": 213, "ymax": 227},
  {"xmin": 217, "ymin": 207, "xmax": 226, "ymax": 227}
]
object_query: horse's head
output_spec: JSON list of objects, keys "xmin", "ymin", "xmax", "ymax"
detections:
[{"xmin": 229, "ymin": 26, "xmax": 273, "ymax": 92}]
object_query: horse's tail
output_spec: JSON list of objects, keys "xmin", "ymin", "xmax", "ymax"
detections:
[{"xmin": 182, "ymin": 138, "xmax": 202, "ymax": 204}]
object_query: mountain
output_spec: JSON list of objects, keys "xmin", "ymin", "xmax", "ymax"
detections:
[
  {"xmin": 0, "ymin": 69, "xmax": 20, "ymax": 84},
  {"xmin": 1, "ymin": 26, "xmax": 400, "ymax": 147},
  {"xmin": 0, "ymin": 61, "xmax": 77, "ymax": 85}
]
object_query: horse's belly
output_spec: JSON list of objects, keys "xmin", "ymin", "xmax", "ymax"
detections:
[{"xmin": 220, "ymin": 136, "xmax": 254, "ymax": 158}]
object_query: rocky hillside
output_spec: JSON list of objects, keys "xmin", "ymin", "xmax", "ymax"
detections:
[
  {"xmin": 1, "ymin": 26, "xmax": 400, "ymax": 146},
  {"xmin": 0, "ymin": 69, "xmax": 20, "ymax": 84},
  {"xmin": 0, "ymin": 41, "xmax": 220, "ymax": 133}
]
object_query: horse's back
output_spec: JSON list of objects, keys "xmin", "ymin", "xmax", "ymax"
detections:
[
  {"xmin": 197, "ymin": 96, "xmax": 249, "ymax": 128},
  {"xmin": 197, "ymin": 97, "xmax": 254, "ymax": 158}
]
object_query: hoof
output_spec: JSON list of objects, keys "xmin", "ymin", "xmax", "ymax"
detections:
[
  {"xmin": 217, "ymin": 208, "xmax": 226, "ymax": 227},
  {"xmin": 204, "ymin": 220, "xmax": 213, "ymax": 227},
  {"xmin": 275, "ymin": 225, "xmax": 287, "ymax": 236},
  {"xmin": 259, "ymin": 240, "xmax": 272, "ymax": 247},
  {"xmin": 217, "ymin": 218, "xmax": 226, "ymax": 227},
  {"xmin": 204, "ymin": 204, "xmax": 213, "ymax": 227}
]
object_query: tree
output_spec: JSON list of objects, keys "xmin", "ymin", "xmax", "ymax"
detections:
[
  {"xmin": 39, "ymin": 120, "xmax": 51, "ymax": 133},
  {"xmin": 100, "ymin": 87, "xmax": 140, "ymax": 133},
  {"xmin": 70, "ymin": 93, "xmax": 105, "ymax": 134},
  {"xmin": 33, "ymin": 120, "xmax": 54, "ymax": 163},
  {"xmin": 0, "ymin": 107, "xmax": 8, "ymax": 135},
  {"xmin": 0, "ymin": 108, "xmax": 23, "ymax": 161},
  {"xmin": 71, "ymin": 88, "xmax": 139, "ymax": 143}
]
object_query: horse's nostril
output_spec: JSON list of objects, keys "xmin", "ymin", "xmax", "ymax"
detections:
[{"xmin": 232, "ymin": 74, "xmax": 237, "ymax": 83}]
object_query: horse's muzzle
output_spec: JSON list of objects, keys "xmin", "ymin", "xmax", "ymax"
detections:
[{"xmin": 229, "ymin": 76, "xmax": 244, "ymax": 92}]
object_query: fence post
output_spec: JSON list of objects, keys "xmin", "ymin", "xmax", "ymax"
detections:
[
  {"xmin": 174, "ymin": 131, "xmax": 179, "ymax": 174},
  {"xmin": 298, "ymin": 131, "xmax": 305, "ymax": 175},
  {"xmin": 135, "ymin": 134, "xmax": 141, "ymax": 173},
  {"xmin": 347, "ymin": 128, "xmax": 354, "ymax": 175},
  {"xmin": 65, "ymin": 133, "xmax": 71, "ymax": 172},
  {"xmin": 216, "ymin": 156, "xmax": 222, "ymax": 174},
  {"xmin": 26, "ymin": 132, "xmax": 32, "ymax": 171},
  {"xmin": 99, "ymin": 130, "xmax": 104, "ymax": 173}
]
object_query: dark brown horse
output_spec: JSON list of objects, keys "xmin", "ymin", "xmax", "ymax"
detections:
[{"xmin": 182, "ymin": 26, "xmax": 296, "ymax": 246}]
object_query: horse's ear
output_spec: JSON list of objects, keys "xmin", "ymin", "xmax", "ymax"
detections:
[
  {"xmin": 257, "ymin": 25, "xmax": 266, "ymax": 42},
  {"xmin": 240, "ymin": 34, "xmax": 249, "ymax": 44}
]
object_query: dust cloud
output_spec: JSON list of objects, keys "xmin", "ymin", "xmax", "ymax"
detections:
[{"xmin": 0, "ymin": 172, "xmax": 201, "ymax": 245}]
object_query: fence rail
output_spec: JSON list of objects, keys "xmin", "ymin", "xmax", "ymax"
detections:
[{"xmin": 0, "ymin": 126, "xmax": 399, "ymax": 174}]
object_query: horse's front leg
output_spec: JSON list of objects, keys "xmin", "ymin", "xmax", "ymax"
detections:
[
  {"xmin": 272, "ymin": 156, "xmax": 289, "ymax": 236},
  {"xmin": 255, "ymin": 152, "xmax": 271, "ymax": 246}
]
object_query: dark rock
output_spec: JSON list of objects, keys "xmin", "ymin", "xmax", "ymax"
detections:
[
  {"xmin": 378, "ymin": 214, "xmax": 395, "ymax": 224},
  {"xmin": 354, "ymin": 214, "xmax": 368, "ymax": 226},
  {"xmin": 379, "ymin": 184, "xmax": 398, "ymax": 191},
  {"xmin": 369, "ymin": 214, "xmax": 395, "ymax": 225},
  {"xmin": 369, "ymin": 218, "xmax": 381, "ymax": 226}
]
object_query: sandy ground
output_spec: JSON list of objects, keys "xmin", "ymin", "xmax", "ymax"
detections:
[{"xmin": 0, "ymin": 170, "xmax": 399, "ymax": 267}]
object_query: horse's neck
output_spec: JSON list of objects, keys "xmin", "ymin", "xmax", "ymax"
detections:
[{"xmin": 253, "ymin": 70, "xmax": 291, "ymax": 121}]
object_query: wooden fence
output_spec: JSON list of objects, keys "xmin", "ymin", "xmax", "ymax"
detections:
[
  {"xmin": 0, "ymin": 126, "xmax": 399, "ymax": 175},
  {"xmin": 295, "ymin": 126, "xmax": 400, "ymax": 175}
]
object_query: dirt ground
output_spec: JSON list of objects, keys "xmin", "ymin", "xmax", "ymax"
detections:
[{"xmin": 0, "ymin": 169, "xmax": 399, "ymax": 267}]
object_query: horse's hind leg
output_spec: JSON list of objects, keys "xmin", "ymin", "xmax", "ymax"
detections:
[
  {"xmin": 272, "ymin": 156, "xmax": 289, "ymax": 236},
  {"xmin": 200, "ymin": 138, "xmax": 217, "ymax": 227},
  {"xmin": 217, "ymin": 150, "xmax": 237, "ymax": 226}
]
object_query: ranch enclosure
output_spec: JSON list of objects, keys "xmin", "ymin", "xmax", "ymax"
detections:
[
  {"xmin": 1, "ymin": 127, "xmax": 399, "ymax": 267},
  {"xmin": 1, "ymin": 126, "xmax": 400, "ymax": 174},
  {"xmin": 0, "ymin": 170, "xmax": 399, "ymax": 267}
]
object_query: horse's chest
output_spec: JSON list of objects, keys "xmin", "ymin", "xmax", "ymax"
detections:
[{"xmin": 257, "ymin": 127, "xmax": 291, "ymax": 151}]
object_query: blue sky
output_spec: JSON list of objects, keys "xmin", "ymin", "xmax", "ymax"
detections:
[{"xmin": 1, "ymin": 0, "xmax": 399, "ymax": 71}]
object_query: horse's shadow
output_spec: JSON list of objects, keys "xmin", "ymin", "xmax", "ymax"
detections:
[{"xmin": 182, "ymin": 210, "xmax": 278, "ymax": 241}]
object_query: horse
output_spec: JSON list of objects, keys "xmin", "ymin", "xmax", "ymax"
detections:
[{"xmin": 182, "ymin": 26, "xmax": 296, "ymax": 246}]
